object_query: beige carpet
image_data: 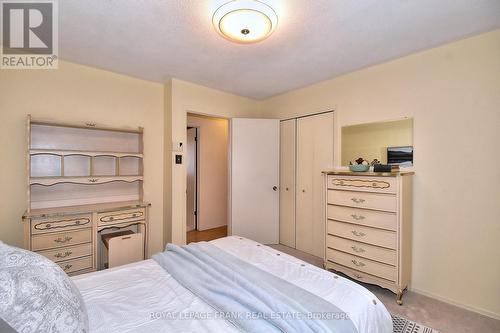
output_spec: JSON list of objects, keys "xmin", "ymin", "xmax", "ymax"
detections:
[{"xmin": 268, "ymin": 244, "xmax": 500, "ymax": 333}]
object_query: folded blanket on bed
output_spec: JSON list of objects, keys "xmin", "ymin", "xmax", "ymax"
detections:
[{"xmin": 152, "ymin": 242, "xmax": 357, "ymax": 333}]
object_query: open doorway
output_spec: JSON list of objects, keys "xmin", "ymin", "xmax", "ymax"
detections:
[
  {"xmin": 186, "ymin": 114, "xmax": 229, "ymax": 243},
  {"xmin": 186, "ymin": 127, "xmax": 198, "ymax": 232}
]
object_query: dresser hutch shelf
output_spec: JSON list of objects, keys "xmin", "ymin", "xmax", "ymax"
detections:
[{"xmin": 23, "ymin": 115, "xmax": 149, "ymax": 276}]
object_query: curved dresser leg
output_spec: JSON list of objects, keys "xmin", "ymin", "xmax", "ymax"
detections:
[{"xmin": 396, "ymin": 289, "xmax": 404, "ymax": 305}]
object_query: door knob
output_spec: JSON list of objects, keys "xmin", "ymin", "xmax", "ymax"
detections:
[{"xmin": 272, "ymin": 186, "xmax": 278, "ymax": 191}]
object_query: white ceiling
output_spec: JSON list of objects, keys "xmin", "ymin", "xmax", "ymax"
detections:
[{"xmin": 59, "ymin": 0, "xmax": 500, "ymax": 99}]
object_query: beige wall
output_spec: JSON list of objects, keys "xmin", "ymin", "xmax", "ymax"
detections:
[
  {"xmin": 0, "ymin": 60, "xmax": 165, "ymax": 256},
  {"xmin": 261, "ymin": 30, "xmax": 500, "ymax": 318},
  {"xmin": 187, "ymin": 115, "xmax": 229, "ymax": 231},
  {"xmin": 163, "ymin": 79, "xmax": 261, "ymax": 245}
]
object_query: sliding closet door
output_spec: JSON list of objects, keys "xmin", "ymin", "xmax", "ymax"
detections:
[
  {"xmin": 296, "ymin": 112, "xmax": 334, "ymax": 258},
  {"xmin": 279, "ymin": 119, "xmax": 296, "ymax": 248}
]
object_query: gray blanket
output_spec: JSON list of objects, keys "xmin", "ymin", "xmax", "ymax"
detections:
[{"xmin": 152, "ymin": 242, "xmax": 357, "ymax": 333}]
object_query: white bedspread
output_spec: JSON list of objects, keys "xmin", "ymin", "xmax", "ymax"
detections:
[{"xmin": 72, "ymin": 236, "xmax": 393, "ymax": 333}]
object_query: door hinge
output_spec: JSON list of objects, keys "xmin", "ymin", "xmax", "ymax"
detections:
[
  {"xmin": 194, "ymin": 211, "xmax": 197, "ymax": 216},
  {"xmin": 195, "ymin": 136, "xmax": 198, "ymax": 141}
]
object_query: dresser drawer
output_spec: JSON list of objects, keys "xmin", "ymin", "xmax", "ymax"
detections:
[
  {"xmin": 326, "ymin": 248, "xmax": 396, "ymax": 282},
  {"xmin": 327, "ymin": 220, "xmax": 396, "ymax": 249},
  {"xmin": 327, "ymin": 205, "xmax": 397, "ymax": 231},
  {"xmin": 37, "ymin": 243, "xmax": 92, "ymax": 263},
  {"xmin": 32, "ymin": 228, "xmax": 92, "ymax": 251},
  {"xmin": 97, "ymin": 208, "xmax": 145, "ymax": 226},
  {"xmin": 326, "ymin": 235, "xmax": 396, "ymax": 265},
  {"xmin": 326, "ymin": 262, "xmax": 396, "ymax": 292},
  {"xmin": 68, "ymin": 268, "xmax": 95, "ymax": 277},
  {"xmin": 57, "ymin": 256, "xmax": 93, "ymax": 274},
  {"xmin": 31, "ymin": 214, "xmax": 92, "ymax": 235},
  {"xmin": 328, "ymin": 175, "xmax": 397, "ymax": 194},
  {"xmin": 327, "ymin": 190, "xmax": 396, "ymax": 212}
]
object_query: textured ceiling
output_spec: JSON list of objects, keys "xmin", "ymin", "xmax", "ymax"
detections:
[{"xmin": 59, "ymin": 0, "xmax": 500, "ymax": 99}]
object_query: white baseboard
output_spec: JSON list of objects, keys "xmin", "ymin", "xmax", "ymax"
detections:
[{"xmin": 409, "ymin": 287, "xmax": 500, "ymax": 321}]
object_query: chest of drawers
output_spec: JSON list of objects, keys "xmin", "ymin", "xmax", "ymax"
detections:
[{"xmin": 323, "ymin": 171, "xmax": 413, "ymax": 304}]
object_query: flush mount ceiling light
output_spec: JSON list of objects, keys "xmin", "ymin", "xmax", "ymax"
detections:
[{"xmin": 213, "ymin": 0, "xmax": 278, "ymax": 44}]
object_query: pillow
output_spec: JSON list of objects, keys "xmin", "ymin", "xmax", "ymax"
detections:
[{"xmin": 0, "ymin": 241, "xmax": 88, "ymax": 333}]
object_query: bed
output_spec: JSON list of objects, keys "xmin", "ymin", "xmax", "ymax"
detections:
[{"xmin": 72, "ymin": 236, "xmax": 392, "ymax": 333}]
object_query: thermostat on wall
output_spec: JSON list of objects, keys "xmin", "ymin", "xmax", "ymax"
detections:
[{"xmin": 172, "ymin": 141, "xmax": 183, "ymax": 152}]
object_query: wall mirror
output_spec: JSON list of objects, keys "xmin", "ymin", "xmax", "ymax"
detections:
[{"xmin": 341, "ymin": 118, "xmax": 413, "ymax": 167}]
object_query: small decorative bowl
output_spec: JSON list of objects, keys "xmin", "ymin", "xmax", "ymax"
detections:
[{"xmin": 349, "ymin": 164, "xmax": 370, "ymax": 172}]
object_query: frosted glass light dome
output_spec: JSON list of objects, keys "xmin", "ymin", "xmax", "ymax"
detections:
[{"xmin": 213, "ymin": 0, "xmax": 278, "ymax": 44}]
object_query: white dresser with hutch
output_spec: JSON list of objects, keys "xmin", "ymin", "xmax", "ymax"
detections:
[
  {"xmin": 323, "ymin": 170, "xmax": 413, "ymax": 304},
  {"xmin": 22, "ymin": 116, "xmax": 149, "ymax": 276}
]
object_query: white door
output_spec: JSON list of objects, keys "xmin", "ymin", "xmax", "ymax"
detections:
[
  {"xmin": 186, "ymin": 128, "xmax": 197, "ymax": 231},
  {"xmin": 279, "ymin": 119, "xmax": 296, "ymax": 248},
  {"xmin": 296, "ymin": 112, "xmax": 334, "ymax": 257},
  {"xmin": 230, "ymin": 118, "xmax": 280, "ymax": 244}
]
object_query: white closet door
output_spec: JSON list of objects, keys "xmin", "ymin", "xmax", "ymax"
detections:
[
  {"xmin": 279, "ymin": 119, "xmax": 296, "ymax": 248},
  {"xmin": 230, "ymin": 118, "xmax": 280, "ymax": 244},
  {"xmin": 296, "ymin": 112, "xmax": 334, "ymax": 258}
]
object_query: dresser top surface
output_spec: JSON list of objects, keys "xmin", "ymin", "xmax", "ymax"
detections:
[
  {"xmin": 23, "ymin": 200, "xmax": 150, "ymax": 220},
  {"xmin": 322, "ymin": 169, "xmax": 414, "ymax": 177}
]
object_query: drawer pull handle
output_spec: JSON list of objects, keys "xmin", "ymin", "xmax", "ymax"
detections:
[
  {"xmin": 351, "ymin": 246, "xmax": 365, "ymax": 253},
  {"xmin": 351, "ymin": 230, "xmax": 366, "ymax": 237},
  {"xmin": 54, "ymin": 236, "xmax": 73, "ymax": 243},
  {"xmin": 75, "ymin": 220, "xmax": 80, "ymax": 225},
  {"xmin": 85, "ymin": 122, "xmax": 96, "ymax": 127},
  {"xmin": 354, "ymin": 273, "xmax": 363, "ymax": 279},
  {"xmin": 351, "ymin": 214, "xmax": 365, "ymax": 220},
  {"xmin": 45, "ymin": 223, "xmax": 51, "ymax": 228},
  {"xmin": 351, "ymin": 198, "xmax": 366, "ymax": 204},
  {"xmin": 63, "ymin": 264, "xmax": 73, "ymax": 271},
  {"xmin": 54, "ymin": 251, "xmax": 72, "ymax": 259},
  {"xmin": 88, "ymin": 178, "xmax": 98, "ymax": 183},
  {"xmin": 132, "ymin": 214, "xmax": 137, "ymax": 218},
  {"xmin": 351, "ymin": 259, "xmax": 366, "ymax": 267}
]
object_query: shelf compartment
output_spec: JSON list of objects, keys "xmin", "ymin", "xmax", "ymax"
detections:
[
  {"xmin": 30, "ymin": 124, "xmax": 142, "ymax": 153},
  {"xmin": 64, "ymin": 155, "xmax": 91, "ymax": 177},
  {"xmin": 30, "ymin": 175, "xmax": 143, "ymax": 186},
  {"xmin": 93, "ymin": 156, "xmax": 117, "ymax": 176},
  {"xmin": 119, "ymin": 156, "xmax": 142, "ymax": 176},
  {"xmin": 31, "ymin": 154, "xmax": 61, "ymax": 178},
  {"xmin": 30, "ymin": 182, "xmax": 142, "ymax": 209}
]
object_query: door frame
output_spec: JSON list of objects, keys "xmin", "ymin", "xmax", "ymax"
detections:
[
  {"xmin": 186, "ymin": 126, "xmax": 199, "ymax": 231},
  {"xmin": 186, "ymin": 111, "xmax": 231, "ymax": 235}
]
